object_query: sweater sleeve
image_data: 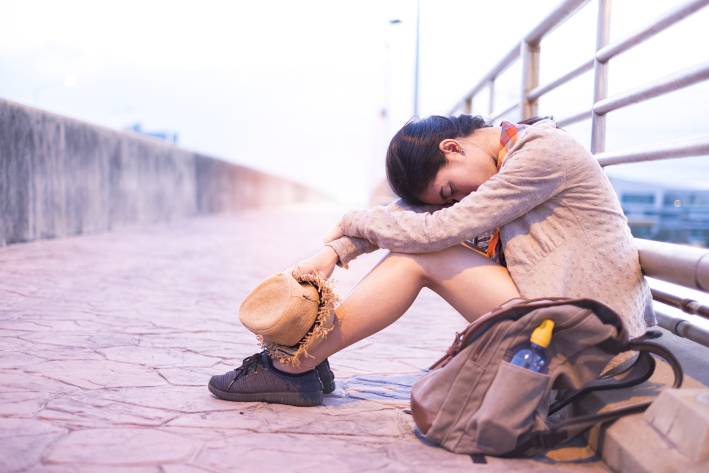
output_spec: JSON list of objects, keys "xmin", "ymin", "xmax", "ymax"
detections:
[
  {"xmin": 338, "ymin": 135, "xmax": 568, "ymax": 253},
  {"xmin": 325, "ymin": 199, "xmax": 445, "ymax": 267},
  {"xmin": 325, "ymin": 237, "xmax": 377, "ymax": 268}
]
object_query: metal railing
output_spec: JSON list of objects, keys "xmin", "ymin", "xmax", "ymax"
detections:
[{"xmin": 449, "ymin": 0, "xmax": 709, "ymax": 348}]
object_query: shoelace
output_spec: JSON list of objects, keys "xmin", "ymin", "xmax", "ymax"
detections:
[{"xmin": 227, "ymin": 353, "xmax": 263, "ymax": 390}]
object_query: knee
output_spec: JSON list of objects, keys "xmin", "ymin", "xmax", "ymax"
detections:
[
  {"xmin": 384, "ymin": 251, "xmax": 429, "ymax": 285},
  {"xmin": 389, "ymin": 250, "xmax": 440, "ymax": 289},
  {"xmin": 402, "ymin": 246, "xmax": 497, "ymax": 289}
]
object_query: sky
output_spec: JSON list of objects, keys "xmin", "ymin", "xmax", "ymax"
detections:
[{"xmin": 1, "ymin": 0, "xmax": 708, "ymax": 204}]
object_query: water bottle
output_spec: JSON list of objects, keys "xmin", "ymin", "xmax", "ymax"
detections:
[{"xmin": 510, "ymin": 319, "xmax": 555, "ymax": 373}]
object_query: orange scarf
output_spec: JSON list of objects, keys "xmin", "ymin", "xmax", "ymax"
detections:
[{"xmin": 460, "ymin": 121, "xmax": 525, "ymax": 263}]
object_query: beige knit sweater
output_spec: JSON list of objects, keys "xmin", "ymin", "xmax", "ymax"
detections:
[{"xmin": 327, "ymin": 119, "xmax": 654, "ymax": 338}]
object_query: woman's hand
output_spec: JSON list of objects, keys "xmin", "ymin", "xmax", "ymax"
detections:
[
  {"xmin": 290, "ymin": 246, "xmax": 339, "ymax": 279},
  {"xmin": 323, "ymin": 222, "xmax": 344, "ymax": 243}
]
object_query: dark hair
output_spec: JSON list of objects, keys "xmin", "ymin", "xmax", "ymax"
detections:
[{"xmin": 385, "ymin": 114, "xmax": 490, "ymax": 204}]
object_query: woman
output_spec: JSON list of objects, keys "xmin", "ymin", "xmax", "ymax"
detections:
[{"xmin": 209, "ymin": 115, "xmax": 654, "ymax": 404}]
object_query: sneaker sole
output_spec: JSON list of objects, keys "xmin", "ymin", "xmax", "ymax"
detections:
[{"xmin": 208, "ymin": 382, "xmax": 323, "ymax": 407}]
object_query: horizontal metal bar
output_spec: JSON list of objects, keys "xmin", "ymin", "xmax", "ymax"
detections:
[
  {"xmin": 449, "ymin": 0, "xmax": 589, "ymax": 114},
  {"xmin": 636, "ymin": 238, "xmax": 709, "ymax": 292},
  {"xmin": 652, "ymin": 288, "xmax": 709, "ymax": 320},
  {"xmin": 596, "ymin": 0, "xmax": 709, "ymax": 63},
  {"xmin": 525, "ymin": 0, "xmax": 590, "ymax": 44},
  {"xmin": 449, "ymin": 103, "xmax": 463, "ymax": 115},
  {"xmin": 489, "ymin": 103, "xmax": 519, "ymax": 123},
  {"xmin": 449, "ymin": 46, "xmax": 521, "ymax": 115},
  {"xmin": 556, "ymin": 109, "xmax": 592, "ymax": 127},
  {"xmin": 596, "ymin": 136, "xmax": 709, "ymax": 166},
  {"xmin": 594, "ymin": 62, "xmax": 709, "ymax": 115},
  {"xmin": 528, "ymin": 59, "xmax": 594, "ymax": 101},
  {"xmin": 655, "ymin": 307, "xmax": 709, "ymax": 348}
]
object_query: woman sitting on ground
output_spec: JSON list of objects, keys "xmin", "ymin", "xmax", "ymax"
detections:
[{"xmin": 208, "ymin": 114, "xmax": 654, "ymax": 405}]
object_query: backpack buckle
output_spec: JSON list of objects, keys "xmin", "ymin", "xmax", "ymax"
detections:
[{"xmin": 447, "ymin": 331, "xmax": 464, "ymax": 356}]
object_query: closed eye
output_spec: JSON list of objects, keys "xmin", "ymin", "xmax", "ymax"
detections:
[
  {"xmin": 439, "ymin": 186, "xmax": 449, "ymax": 202},
  {"xmin": 447, "ymin": 184, "xmax": 458, "ymax": 204},
  {"xmin": 439, "ymin": 183, "xmax": 458, "ymax": 205}
]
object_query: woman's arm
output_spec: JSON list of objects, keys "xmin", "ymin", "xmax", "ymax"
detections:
[
  {"xmin": 325, "ymin": 236, "xmax": 377, "ymax": 268},
  {"xmin": 290, "ymin": 245, "xmax": 340, "ymax": 279},
  {"xmin": 334, "ymin": 138, "xmax": 569, "ymax": 253},
  {"xmin": 325, "ymin": 199, "xmax": 445, "ymax": 267}
]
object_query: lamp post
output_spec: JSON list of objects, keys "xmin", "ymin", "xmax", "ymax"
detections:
[
  {"xmin": 413, "ymin": 0, "xmax": 420, "ymax": 117},
  {"xmin": 389, "ymin": 0, "xmax": 421, "ymax": 117}
]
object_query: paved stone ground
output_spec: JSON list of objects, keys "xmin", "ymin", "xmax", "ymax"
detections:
[{"xmin": 0, "ymin": 205, "xmax": 609, "ymax": 472}]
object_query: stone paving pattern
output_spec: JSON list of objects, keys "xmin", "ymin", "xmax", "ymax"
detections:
[{"xmin": 0, "ymin": 205, "xmax": 608, "ymax": 472}]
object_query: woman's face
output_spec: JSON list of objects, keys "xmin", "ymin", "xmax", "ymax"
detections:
[{"xmin": 417, "ymin": 137, "xmax": 499, "ymax": 206}]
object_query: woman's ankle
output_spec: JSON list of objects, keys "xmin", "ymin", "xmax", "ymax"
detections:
[{"xmin": 271, "ymin": 357, "xmax": 314, "ymax": 375}]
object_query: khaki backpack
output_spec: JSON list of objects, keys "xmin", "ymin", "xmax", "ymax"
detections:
[{"xmin": 410, "ymin": 297, "xmax": 683, "ymax": 456}]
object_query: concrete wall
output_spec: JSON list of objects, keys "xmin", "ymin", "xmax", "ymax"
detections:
[{"xmin": 0, "ymin": 98, "xmax": 326, "ymax": 246}]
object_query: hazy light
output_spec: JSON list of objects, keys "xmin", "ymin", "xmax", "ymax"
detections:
[
  {"xmin": 63, "ymin": 75, "xmax": 78, "ymax": 88},
  {"xmin": 1, "ymin": 0, "xmax": 707, "ymax": 204}
]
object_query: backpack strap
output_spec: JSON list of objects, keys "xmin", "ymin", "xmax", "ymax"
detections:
[
  {"xmin": 548, "ymin": 348, "xmax": 654, "ymax": 415},
  {"xmin": 625, "ymin": 338, "xmax": 683, "ymax": 389},
  {"xmin": 511, "ymin": 338, "xmax": 683, "ymax": 455},
  {"xmin": 512, "ymin": 402, "xmax": 653, "ymax": 453},
  {"xmin": 548, "ymin": 330, "xmax": 682, "ymax": 415}
]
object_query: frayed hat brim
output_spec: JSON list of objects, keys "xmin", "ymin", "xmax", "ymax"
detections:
[{"xmin": 258, "ymin": 271, "xmax": 337, "ymax": 367}]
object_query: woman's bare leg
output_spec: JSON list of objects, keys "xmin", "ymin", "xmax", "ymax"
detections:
[{"xmin": 274, "ymin": 245, "xmax": 520, "ymax": 374}]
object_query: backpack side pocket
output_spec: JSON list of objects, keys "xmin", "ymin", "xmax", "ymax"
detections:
[{"xmin": 463, "ymin": 360, "xmax": 551, "ymax": 455}]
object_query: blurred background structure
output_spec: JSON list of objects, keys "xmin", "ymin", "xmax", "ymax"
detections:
[
  {"xmin": 2, "ymin": 0, "xmax": 706, "ymax": 213},
  {"xmin": 1, "ymin": 1, "xmax": 709, "ymax": 471}
]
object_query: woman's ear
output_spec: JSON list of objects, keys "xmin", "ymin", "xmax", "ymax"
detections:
[{"xmin": 439, "ymin": 139, "xmax": 464, "ymax": 158}]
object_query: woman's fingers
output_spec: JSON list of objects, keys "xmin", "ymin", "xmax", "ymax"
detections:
[
  {"xmin": 289, "ymin": 246, "xmax": 339, "ymax": 280},
  {"xmin": 289, "ymin": 259, "xmax": 317, "ymax": 278}
]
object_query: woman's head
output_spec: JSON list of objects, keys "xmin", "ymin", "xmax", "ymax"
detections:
[{"xmin": 385, "ymin": 114, "xmax": 492, "ymax": 205}]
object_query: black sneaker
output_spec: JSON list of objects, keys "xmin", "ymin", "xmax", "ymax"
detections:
[
  {"xmin": 317, "ymin": 358, "xmax": 335, "ymax": 394},
  {"xmin": 208, "ymin": 351, "xmax": 323, "ymax": 406}
]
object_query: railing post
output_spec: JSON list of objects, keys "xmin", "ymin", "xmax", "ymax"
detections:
[
  {"xmin": 464, "ymin": 96, "xmax": 473, "ymax": 114},
  {"xmin": 520, "ymin": 41, "xmax": 540, "ymax": 120},
  {"xmin": 488, "ymin": 80, "xmax": 495, "ymax": 118},
  {"xmin": 591, "ymin": 0, "xmax": 612, "ymax": 153}
]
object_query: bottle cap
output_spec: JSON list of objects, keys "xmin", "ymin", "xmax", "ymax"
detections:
[{"xmin": 530, "ymin": 319, "xmax": 555, "ymax": 348}]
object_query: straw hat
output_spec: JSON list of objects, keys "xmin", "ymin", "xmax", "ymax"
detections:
[{"xmin": 239, "ymin": 271, "xmax": 337, "ymax": 366}]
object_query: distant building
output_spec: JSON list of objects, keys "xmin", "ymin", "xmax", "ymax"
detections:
[
  {"xmin": 126, "ymin": 122, "xmax": 179, "ymax": 145},
  {"xmin": 610, "ymin": 177, "xmax": 709, "ymax": 247}
]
